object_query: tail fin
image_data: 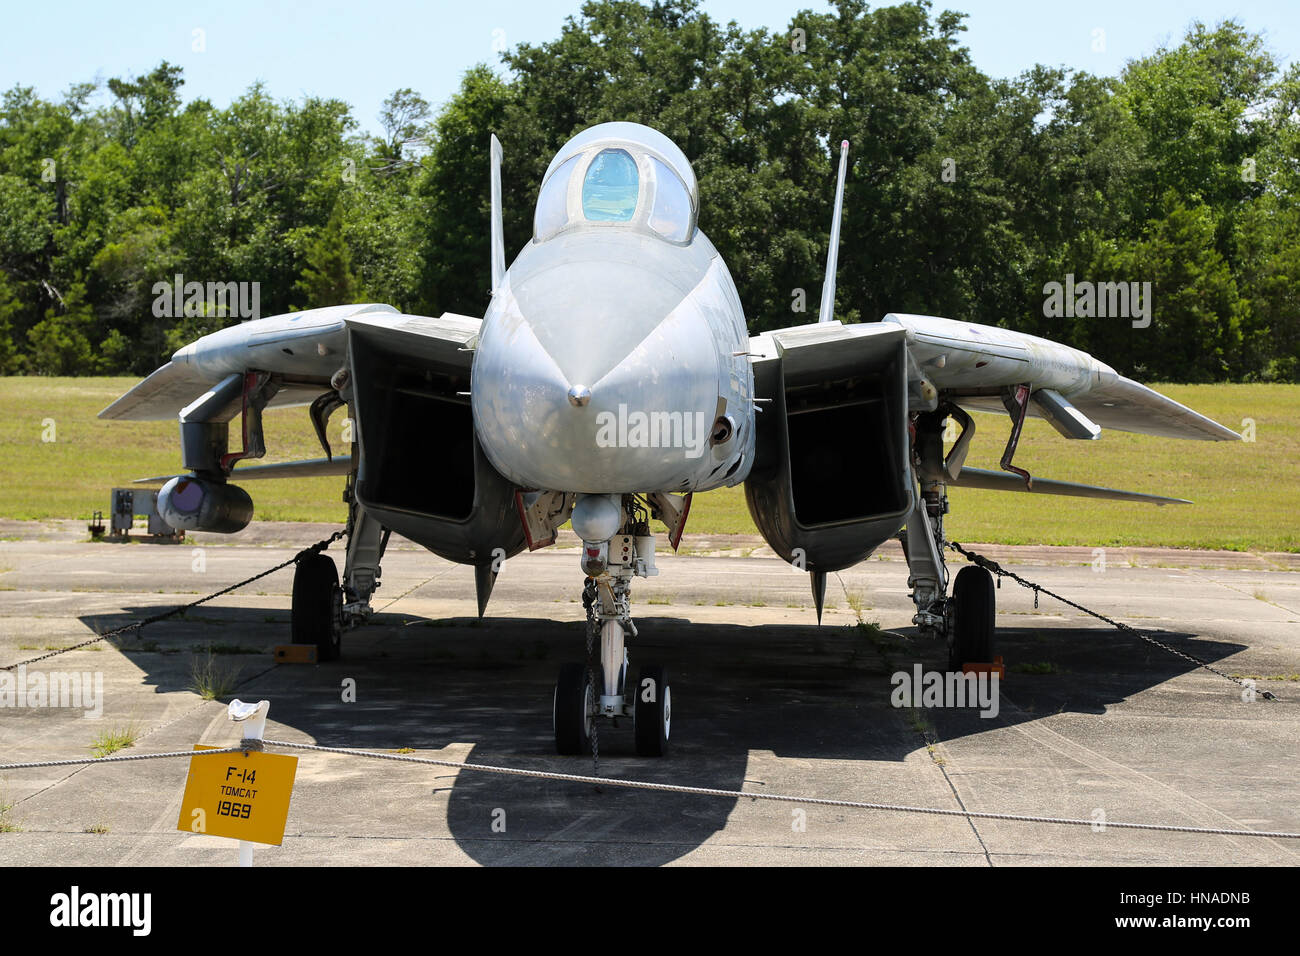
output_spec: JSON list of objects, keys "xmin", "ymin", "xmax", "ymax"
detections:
[
  {"xmin": 818, "ymin": 139, "xmax": 849, "ymax": 324},
  {"xmin": 489, "ymin": 133, "xmax": 506, "ymax": 294}
]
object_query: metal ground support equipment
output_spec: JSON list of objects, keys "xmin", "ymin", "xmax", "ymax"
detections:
[{"xmin": 108, "ymin": 488, "xmax": 184, "ymax": 541}]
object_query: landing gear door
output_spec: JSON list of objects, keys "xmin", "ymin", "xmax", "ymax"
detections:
[{"xmin": 515, "ymin": 490, "xmax": 575, "ymax": 551}]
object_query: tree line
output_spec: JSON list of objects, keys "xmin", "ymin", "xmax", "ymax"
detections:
[{"xmin": 0, "ymin": 0, "xmax": 1296, "ymax": 382}]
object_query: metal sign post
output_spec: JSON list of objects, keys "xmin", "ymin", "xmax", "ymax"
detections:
[{"xmin": 227, "ymin": 699, "xmax": 269, "ymax": 867}]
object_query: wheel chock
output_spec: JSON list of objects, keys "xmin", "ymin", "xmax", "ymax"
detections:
[
  {"xmin": 274, "ymin": 643, "xmax": 318, "ymax": 664},
  {"xmin": 962, "ymin": 656, "xmax": 1004, "ymax": 679}
]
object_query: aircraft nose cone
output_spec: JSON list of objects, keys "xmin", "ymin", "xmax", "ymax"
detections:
[{"xmin": 472, "ymin": 271, "xmax": 721, "ymax": 493}]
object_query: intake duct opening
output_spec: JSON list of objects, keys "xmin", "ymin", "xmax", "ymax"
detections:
[
  {"xmin": 785, "ymin": 374, "xmax": 908, "ymax": 526},
  {"xmin": 350, "ymin": 335, "xmax": 474, "ymax": 520}
]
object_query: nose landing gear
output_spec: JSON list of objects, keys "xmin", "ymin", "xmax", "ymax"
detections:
[
  {"xmin": 634, "ymin": 663, "xmax": 671, "ymax": 756},
  {"xmin": 553, "ymin": 495, "xmax": 671, "ymax": 757}
]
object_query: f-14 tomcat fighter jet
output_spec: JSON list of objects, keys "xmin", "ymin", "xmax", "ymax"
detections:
[{"xmin": 102, "ymin": 122, "xmax": 1240, "ymax": 756}]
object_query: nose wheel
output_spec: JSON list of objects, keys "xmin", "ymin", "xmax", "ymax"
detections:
[
  {"xmin": 553, "ymin": 662, "xmax": 602, "ymax": 755},
  {"xmin": 634, "ymin": 664, "xmax": 671, "ymax": 756},
  {"xmin": 553, "ymin": 494, "xmax": 673, "ymax": 756}
]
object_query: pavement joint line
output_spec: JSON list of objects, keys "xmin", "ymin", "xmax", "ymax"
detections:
[
  {"xmin": 994, "ymin": 691, "xmax": 1298, "ymax": 861},
  {"xmin": 1175, "ymin": 565, "xmax": 1300, "ymax": 617},
  {"xmin": 930, "ymin": 740, "xmax": 993, "ymax": 866}
]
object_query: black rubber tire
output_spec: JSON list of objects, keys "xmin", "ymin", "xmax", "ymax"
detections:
[
  {"xmin": 292, "ymin": 553, "xmax": 342, "ymax": 662},
  {"xmin": 949, "ymin": 565, "xmax": 995, "ymax": 670},
  {"xmin": 634, "ymin": 664, "xmax": 671, "ymax": 757},
  {"xmin": 554, "ymin": 662, "xmax": 600, "ymax": 755}
]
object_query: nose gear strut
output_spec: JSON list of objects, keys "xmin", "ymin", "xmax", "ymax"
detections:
[{"xmin": 554, "ymin": 495, "xmax": 672, "ymax": 757}]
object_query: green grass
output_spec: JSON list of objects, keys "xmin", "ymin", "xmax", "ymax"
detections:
[
  {"xmin": 1012, "ymin": 661, "xmax": 1060, "ymax": 675},
  {"xmin": 1229, "ymin": 673, "xmax": 1300, "ymax": 681},
  {"xmin": 0, "ymin": 796, "xmax": 18, "ymax": 833},
  {"xmin": 189, "ymin": 652, "xmax": 242, "ymax": 700},
  {"xmin": 691, "ymin": 384, "xmax": 1299, "ymax": 551},
  {"xmin": 0, "ymin": 376, "xmax": 347, "ymax": 524},
  {"xmin": 198, "ymin": 643, "xmax": 261, "ymax": 655},
  {"xmin": 2, "ymin": 378, "xmax": 1296, "ymax": 550},
  {"xmin": 91, "ymin": 722, "xmax": 142, "ymax": 758}
]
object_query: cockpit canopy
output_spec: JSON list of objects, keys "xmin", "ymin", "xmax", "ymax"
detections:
[{"xmin": 533, "ymin": 122, "xmax": 698, "ymax": 244}]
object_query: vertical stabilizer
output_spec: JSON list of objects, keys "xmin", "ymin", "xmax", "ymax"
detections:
[
  {"xmin": 490, "ymin": 134, "xmax": 506, "ymax": 293},
  {"xmin": 818, "ymin": 139, "xmax": 850, "ymax": 324}
]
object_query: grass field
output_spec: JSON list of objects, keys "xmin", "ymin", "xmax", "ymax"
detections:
[{"xmin": 1, "ymin": 377, "xmax": 1296, "ymax": 551}]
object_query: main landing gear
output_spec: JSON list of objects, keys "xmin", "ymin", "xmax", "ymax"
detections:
[
  {"xmin": 904, "ymin": 405, "xmax": 998, "ymax": 670},
  {"xmin": 292, "ymin": 552, "xmax": 343, "ymax": 662},
  {"xmin": 289, "ymin": 461, "xmax": 388, "ymax": 662},
  {"xmin": 948, "ymin": 564, "xmax": 995, "ymax": 671},
  {"xmin": 553, "ymin": 494, "xmax": 672, "ymax": 757}
]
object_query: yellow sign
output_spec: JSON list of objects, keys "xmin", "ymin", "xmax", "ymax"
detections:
[{"xmin": 177, "ymin": 745, "xmax": 298, "ymax": 845}]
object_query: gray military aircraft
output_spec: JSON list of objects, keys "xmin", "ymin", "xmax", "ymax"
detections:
[{"xmin": 103, "ymin": 122, "xmax": 1240, "ymax": 757}]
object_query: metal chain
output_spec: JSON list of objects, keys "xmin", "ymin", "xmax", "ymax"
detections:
[
  {"xmin": 1, "ymin": 531, "xmax": 345, "ymax": 672},
  {"xmin": 582, "ymin": 578, "xmax": 600, "ymax": 777},
  {"xmin": 946, "ymin": 540, "xmax": 1280, "ymax": 701}
]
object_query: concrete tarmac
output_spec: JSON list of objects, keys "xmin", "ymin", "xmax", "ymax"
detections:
[{"xmin": 0, "ymin": 522, "xmax": 1296, "ymax": 866}]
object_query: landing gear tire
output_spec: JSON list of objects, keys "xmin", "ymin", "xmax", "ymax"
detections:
[
  {"xmin": 292, "ymin": 553, "xmax": 342, "ymax": 662},
  {"xmin": 948, "ymin": 565, "xmax": 995, "ymax": 670},
  {"xmin": 634, "ymin": 664, "xmax": 671, "ymax": 757},
  {"xmin": 554, "ymin": 662, "xmax": 601, "ymax": 755}
]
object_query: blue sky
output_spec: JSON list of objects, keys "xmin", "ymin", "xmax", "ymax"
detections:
[{"xmin": 1, "ymin": 1, "xmax": 1295, "ymax": 137}]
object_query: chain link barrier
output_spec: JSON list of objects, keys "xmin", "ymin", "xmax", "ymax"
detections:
[
  {"xmin": 2, "ymin": 738, "xmax": 1295, "ymax": 840},
  {"xmin": 946, "ymin": 540, "xmax": 1280, "ymax": 701},
  {"xmin": 2, "ymin": 533, "xmax": 1293, "ymax": 843},
  {"xmin": 0, "ymin": 531, "xmax": 344, "ymax": 673}
]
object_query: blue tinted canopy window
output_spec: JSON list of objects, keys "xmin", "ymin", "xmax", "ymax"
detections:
[{"xmin": 581, "ymin": 149, "xmax": 639, "ymax": 222}]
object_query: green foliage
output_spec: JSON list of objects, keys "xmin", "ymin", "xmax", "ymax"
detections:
[
  {"xmin": 27, "ymin": 280, "xmax": 96, "ymax": 375},
  {"xmin": 294, "ymin": 207, "xmax": 359, "ymax": 308},
  {"xmin": 0, "ymin": 271, "xmax": 22, "ymax": 373},
  {"xmin": 0, "ymin": 3, "xmax": 1296, "ymax": 380},
  {"xmin": 3, "ymin": 376, "xmax": 1297, "ymax": 550}
]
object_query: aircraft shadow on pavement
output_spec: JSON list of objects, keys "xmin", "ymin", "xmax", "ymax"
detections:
[{"xmin": 81, "ymin": 605, "xmax": 1243, "ymax": 865}]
